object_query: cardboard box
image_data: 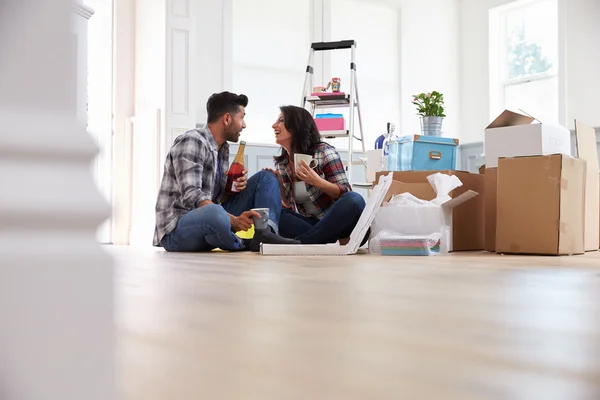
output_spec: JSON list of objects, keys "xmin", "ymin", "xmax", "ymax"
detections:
[
  {"xmin": 574, "ymin": 120, "xmax": 600, "ymax": 251},
  {"xmin": 485, "ymin": 110, "xmax": 571, "ymax": 168},
  {"xmin": 484, "ymin": 168, "xmax": 497, "ymax": 252},
  {"xmin": 375, "ymin": 171, "xmax": 483, "ymax": 251},
  {"xmin": 496, "ymin": 154, "xmax": 586, "ymax": 256},
  {"xmin": 374, "ymin": 180, "xmax": 477, "ymax": 253}
]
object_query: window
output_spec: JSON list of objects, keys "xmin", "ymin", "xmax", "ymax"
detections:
[
  {"xmin": 231, "ymin": 0, "xmax": 311, "ymax": 145},
  {"xmin": 490, "ymin": 0, "xmax": 559, "ymax": 121}
]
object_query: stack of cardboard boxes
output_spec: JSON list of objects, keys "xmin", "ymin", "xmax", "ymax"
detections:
[
  {"xmin": 371, "ymin": 110, "xmax": 599, "ymax": 257},
  {"xmin": 484, "ymin": 111, "xmax": 599, "ymax": 255}
]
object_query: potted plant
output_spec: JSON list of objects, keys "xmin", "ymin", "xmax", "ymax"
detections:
[{"xmin": 412, "ymin": 91, "xmax": 446, "ymax": 137}]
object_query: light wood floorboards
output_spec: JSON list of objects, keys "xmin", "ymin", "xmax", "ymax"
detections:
[{"xmin": 111, "ymin": 246, "xmax": 600, "ymax": 400}]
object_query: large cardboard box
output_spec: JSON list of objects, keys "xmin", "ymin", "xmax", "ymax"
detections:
[
  {"xmin": 484, "ymin": 168, "xmax": 497, "ymax": 252},
  {"xmin": 574, "ymin": 120, "xmax": 600, "ymax": 251},
  {"xmin": 485, "ymin": 110, "xmax": 571, "ymax": 168},
  {"xmin": 375, "ymin": 170, "xmax": 484, "ymax": 251},
  {"xmin": 496, "ymin": 154, "xmax": 586, "ymax": 256}
]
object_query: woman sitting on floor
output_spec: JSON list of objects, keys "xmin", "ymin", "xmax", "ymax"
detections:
[{"xmin": 264, "ymin": 105, "xmax": 367, "ymax": 245}]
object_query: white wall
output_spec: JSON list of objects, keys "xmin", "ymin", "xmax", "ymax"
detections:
[
  {"xmin": 112, "ymin": 0, "xmax": 136, "ymax": 245},
  {"xmin": 564, "ymin": 0, "xmax": 600, "ymax": 130},
  {"xmin": 400, "ymin": 0, "xmax": 461, "ymax": 140},
  {"xmin": 329, "ymin": 0, "xmax": 401, "ymax": 148},
  {"xmin": 460, "ymin": 0, "xmax": 515, "ymax": 144},
  {"xmin": 195, "ymin": 0, "xmax": 406, "ymax": 147},
  {"xmin": 193, "ymin": 0, "xmax": 463, "ymax": 143},
  {"xmin": 230, "ymin": 0, "xmax": 311, "ymax": 145},
  {"xmin": 461, "ymin": 0, "xmax": 600, "ymax": 144},
  {"xmin": 196, "ymin": 0, "xmax": 226, "ymax": 122}
]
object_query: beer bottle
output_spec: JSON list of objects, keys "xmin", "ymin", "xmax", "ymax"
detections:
[{"xmin": 225, "ymin": 141, "xmax": 246, "ymax": 194}]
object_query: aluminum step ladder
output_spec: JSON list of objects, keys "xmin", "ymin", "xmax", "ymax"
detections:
[{"xmin": 300, "ymin": 40, "xmax": 370, "ymax": 189}]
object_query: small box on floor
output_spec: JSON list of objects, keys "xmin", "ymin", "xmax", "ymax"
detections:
[{"xmin": 496, "ymin": 154, "xmax": 586, "ymax": 256}]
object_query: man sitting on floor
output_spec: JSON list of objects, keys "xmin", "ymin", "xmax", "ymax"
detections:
[{"xmin": 153, "ymin": 91, "xmax": 299, "ymax": 252}]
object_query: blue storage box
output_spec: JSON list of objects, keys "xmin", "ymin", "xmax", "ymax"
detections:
[{"xmin": 391, "ymin": 134, "xmax": 459, "ymax": 171}]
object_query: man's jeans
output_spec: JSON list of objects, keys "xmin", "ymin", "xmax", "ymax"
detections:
[
  {"xmin": 279, "ymin": 191, "xmax": 366, "ymax": 244},
  {"xmin": 161, "ymin": 170, "xmax": 281, "ymax": 252}
]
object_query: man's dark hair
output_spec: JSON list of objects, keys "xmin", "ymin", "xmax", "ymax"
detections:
[
  {"xmin": 206, "ymin": 91, "xmax": 248, "ymax": 123},
  {"xmin": 274, "ymin": 105, "xmax": 323, "ymax": 164}
]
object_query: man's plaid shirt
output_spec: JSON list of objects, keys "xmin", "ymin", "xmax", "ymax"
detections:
[
  {"xmin": 276, "ymin": 142, "xmax": 351, "ymax": 219},
  {"xmin": 153, "ymin": 126, "xmax": 229, "ymax": 246}
]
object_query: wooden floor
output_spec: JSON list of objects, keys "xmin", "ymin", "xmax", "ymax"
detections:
[{"xmin": 111, "ymin": 246, "xmax": 600, "ymax": 400}]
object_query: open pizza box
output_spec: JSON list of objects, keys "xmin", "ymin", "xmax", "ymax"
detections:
[{"xmin": 260, "ymin": 173, "xmax": 394, "ymax": 256}]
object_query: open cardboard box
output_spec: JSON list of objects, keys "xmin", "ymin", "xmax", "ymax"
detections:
[
  {"xmin": 376, "ymin": 171, "xmax": 484, "ymax": 251},
  {"xmin": 485, "ymin": 110, "xmax": 571, "ymax": 168},
  {"xmin": 260, "ymin": 173, "xmax": 394, "ymax": 256},
  {"xmin": 374, "ymin": 176, "xmax": 478, "ymax": 253}
]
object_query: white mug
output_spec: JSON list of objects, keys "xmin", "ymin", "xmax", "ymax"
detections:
[{"xmin": 294, "ymin": 153, "xmax": 318, "ymax": 171}]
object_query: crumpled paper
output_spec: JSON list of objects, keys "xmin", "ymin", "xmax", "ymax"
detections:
[
  {"xmin": 427, "ymin": 173, "xmax": 463, "ymax": 205},
  {"xmin": 387, "ymin": 172, "xmax": 463, "ymax": 207}
]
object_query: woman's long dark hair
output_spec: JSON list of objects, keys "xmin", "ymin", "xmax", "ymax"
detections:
[{"xmin": 274, "ymin": 105, "xmax": 323, "ymax": 164}]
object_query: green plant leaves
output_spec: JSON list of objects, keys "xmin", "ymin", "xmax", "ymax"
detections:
[{"xmin": 412, "ymin": 91, "xmax": 445, "ymax": 117}]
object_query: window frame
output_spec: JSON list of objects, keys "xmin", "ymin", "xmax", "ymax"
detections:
[{"xmin": 491, "ymin": 0, "xmax": 559, "ymax": 117}]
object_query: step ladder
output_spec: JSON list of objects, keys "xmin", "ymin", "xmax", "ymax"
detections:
[{"xmin": 300, "ymin": 40, "xmax": 370, "ymax": 189}]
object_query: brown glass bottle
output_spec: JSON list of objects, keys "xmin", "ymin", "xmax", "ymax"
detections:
[{"xmin": 225, "ymin": 141, "xmax": 246, "ymax": 194}]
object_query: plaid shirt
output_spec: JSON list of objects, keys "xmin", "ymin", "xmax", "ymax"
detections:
[
  {"xmin": 153, "ymin": 126, "xmax": 229, "ymax": 246},
  {"xmin": 276, "ymin": 142, "xmax": 351, "ymax": 219}
]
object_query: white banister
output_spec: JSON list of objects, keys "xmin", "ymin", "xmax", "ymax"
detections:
[{"xmin": 0, "ymin": 1, "xmax": 115, "ymax": 399}]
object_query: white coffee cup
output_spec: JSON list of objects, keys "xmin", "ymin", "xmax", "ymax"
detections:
[{"xmin": 294, "ymin": 154, "xmax": 318, "ymax": 171}]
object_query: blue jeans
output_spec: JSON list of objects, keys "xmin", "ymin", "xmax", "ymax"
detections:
[
  {"xmin": 160, "ymin": 170, "xmax": 281, "ymax": 252},
  {"xmin": 279, "ymin": 191, "xmax": 366, "ymax": 244}
]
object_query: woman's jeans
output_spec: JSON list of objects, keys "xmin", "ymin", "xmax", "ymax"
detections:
[{"xmin": 278, "ymin": 191, "xmax": 366, "ymax": 244}]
